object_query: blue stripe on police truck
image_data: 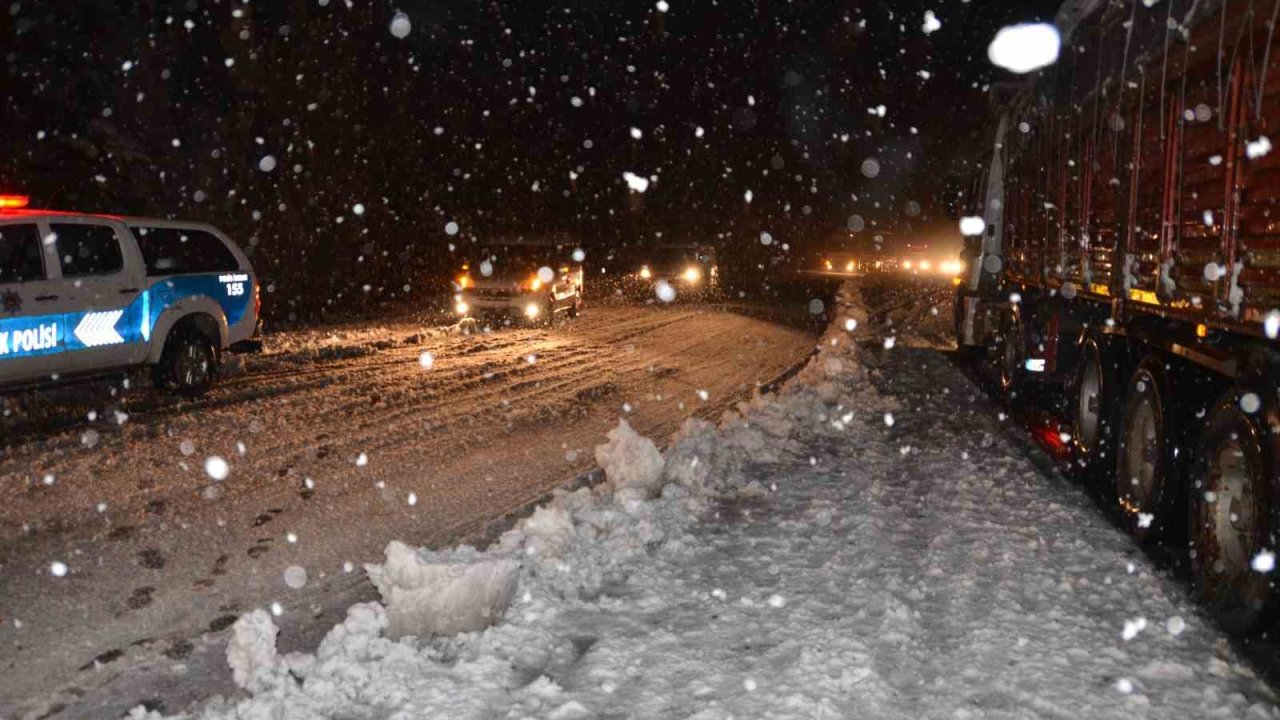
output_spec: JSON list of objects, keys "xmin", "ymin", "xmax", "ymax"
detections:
[{"xmin": 0, "ymin": 273, "xmax": 252, "ymax": 361}]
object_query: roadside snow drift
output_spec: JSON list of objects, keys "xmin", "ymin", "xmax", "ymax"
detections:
[{"xmin": 133, "ymin": 284, "xmax": 1280, "ymax": 720}]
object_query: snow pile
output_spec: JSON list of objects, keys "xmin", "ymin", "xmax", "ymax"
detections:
[{"xmin": 365, "ymin": 540, "xmax": 519, "ymax": 639}]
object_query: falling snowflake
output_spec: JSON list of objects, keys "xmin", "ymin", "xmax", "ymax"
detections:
[
  {"xmin": 988, "ymin": 23, "xmax": 1061, "ymax": 73},
  {"xmin": 922, "ymin": 10, "xmax": 941, "ymax": 34},
  {"xmin": 419, "ymin": 351, "xmax": 435, "ymax": 370},
  {"xmin": 258, "ymin": 155, "xmax": 277, "ymax": 172},
  {"xmin": 389, "ymin": 11, "xmax": 411, "ymax": 39},
  {"xmin": 50, "ymin": 561, "xmax": 68, "ymax": 577},
  {"xmin": 205, "ymin": 456, "xmax": 230, "ymax": 481},
  {"xmin": 1252, "ymin": 550, "xmax": 1275, "ymax": 573}
]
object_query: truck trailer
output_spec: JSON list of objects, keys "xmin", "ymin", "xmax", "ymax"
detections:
[{"xmin": 956, "ymin": 0, "xmax": 1280, "ymax": 633}]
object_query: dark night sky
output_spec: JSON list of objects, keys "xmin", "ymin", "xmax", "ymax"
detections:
[{"xmin": 0, "ymin": 0, "xmax": 1060, "ymax": 314}]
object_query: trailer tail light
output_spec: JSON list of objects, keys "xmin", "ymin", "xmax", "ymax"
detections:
[
  {"xmin": 1196, "ymin": 323, "xmax": 1208, "ymax": 338},
  {"xmin": 254, "ymin": 279, "xmax": 262, "ymax": 320},
  {"xmin": 0, "ymin": 195, "xmax": 30, "ymax": 209}
]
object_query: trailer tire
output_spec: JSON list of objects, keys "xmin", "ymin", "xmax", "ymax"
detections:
[
  {"xmin": 1114, "ymin": 356, "xmax": 1181, "ymax": 541},
  {"xmin": 994, "ymin": 307, "xmax": 1024, "ymax": 396},
  {"xmin": 1070, "ymin": 335, "xmax": 1120, "ymax": 487},
  {"xmin": 1188, "ymin": 386, "xmax": 1277, "ymax": 634}
]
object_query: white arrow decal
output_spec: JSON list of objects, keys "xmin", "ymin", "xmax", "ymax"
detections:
[{"xmin": 74, "ymin": 310, "xmax": 124, "ymax": 348}]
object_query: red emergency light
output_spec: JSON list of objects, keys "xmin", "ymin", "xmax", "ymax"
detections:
[{"xmin": 0, "ymin": 195, "xmax": 30, "ymax": 209}]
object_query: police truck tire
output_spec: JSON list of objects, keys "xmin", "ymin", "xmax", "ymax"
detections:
[
  {"xmin": 154, "ymin": 327, "xmax": 218, "ymax": 398},
  {"xmin": 1114, "ymin": 357, "xmax": 1180, "ymax": 542},
  {"xmin": 1188, "ymin": 388, "xmax": 1276, "ymax": 635}
]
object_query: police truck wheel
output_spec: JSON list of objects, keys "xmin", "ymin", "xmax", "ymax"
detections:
[
  {"xmin": 1188, "ymin": 389, "xmax": 1274, "ymax": 634},
  {"xmin": 154, "ymin": 327, "xmax": 218, "ymax": 398},
  {"xmin": 1114, "ymin": 358, "xmax": 1179, "ymax": 541}
]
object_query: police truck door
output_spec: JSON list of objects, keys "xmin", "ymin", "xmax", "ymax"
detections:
[
  {"xmin": 48, "ymin": 219, "xmax": 146, "ymax": 373},
  {"xmin": 0, "ymin": 220, "xmax": 71, "ymax": 384}
]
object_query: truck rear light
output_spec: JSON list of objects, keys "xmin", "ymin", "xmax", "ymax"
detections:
[{"xmin": 254, "ymin": 279, "xmax": 262, "ymax": 319}]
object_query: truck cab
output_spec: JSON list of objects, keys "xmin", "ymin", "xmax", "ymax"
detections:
[{"xmin": 0, "ymin": 197, "xmax": 259, "ymax": 397}]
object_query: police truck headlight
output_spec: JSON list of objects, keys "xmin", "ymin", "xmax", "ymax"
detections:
[{"xmin": 683, "ymin": 266, "xmax": 701, "ymax": 283}]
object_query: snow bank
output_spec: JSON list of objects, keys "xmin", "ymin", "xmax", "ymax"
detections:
[{"xmin": 365, "ymin": 540, "xmax": 519, "ymax": 639}]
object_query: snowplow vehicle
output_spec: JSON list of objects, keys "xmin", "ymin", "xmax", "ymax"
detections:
[
  {"xmin": 955, "ymin": 1, "xmax": 1280, "ymax": 633},
  {"xmin": 454, "ymin": 240, "xmax": 583, "ymax": 325},
  {"xmin": 0, "ymin": 196, "xmax": 260, "ymax": 397}
]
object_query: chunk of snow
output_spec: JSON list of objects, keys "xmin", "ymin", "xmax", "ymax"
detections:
[
  {"xmin": 594, "ymin": 419, "xmax": 664, "ymax": 493},
  {"xmin": 988, "ymin": 23, "xmax": 1061, "ymax": 74},
  {"xmin": 227, "ymin": 610, "xmax": 280, "ymax": 693},
  {"xmin": 257, "ymin": 155, "xmax": 277, "ymax": 172},
  {"xmin": 365, "ymin": 541, "xmax": 518, "ymax": 639},
  {"xmin": 50, "ymin": 561, "xmax": 68, "ymax": 577}
]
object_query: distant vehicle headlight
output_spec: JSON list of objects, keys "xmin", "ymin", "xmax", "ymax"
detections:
[
  {"xmin": 683, "ymin": 266, "xmax": 701, "ymax": 283},
  {"xmin": 455, "ymin": 300, "xmax": 470, "ymax": 315},
  {"xmin": 525, "ymin": 303, "xmax": 541, "ymax": 318},
  {"xmin": 845, "ymin": 261, "xmax": 855, "ymax": 272},
  {"xmin": 903, "ymin": 260, "xmax": 914, "ymax": 270},
  {"xmin": 941, "ymin": 260, "xmax": 963, "ymax": 275},
  {"xmin": 920, "ymin": 260, "xmax": 933, "ymax": 271},
  {"xmin": 824, "ymin": 259, "xmax": 833, "ymax": 270},
  {"xmin": 639, "ymin": 266, "xmax": 652, "ymax": 279}
]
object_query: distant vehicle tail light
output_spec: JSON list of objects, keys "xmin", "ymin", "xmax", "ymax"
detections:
[{"xmin": 0, "ymin": 194, "xmax": 30, "ymax": 209}]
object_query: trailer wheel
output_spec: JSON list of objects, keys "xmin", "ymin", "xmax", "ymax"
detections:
[
  {"xmin": 1070, "ymin": 336, "xmax": 1119, "ymax": 485},
  {"xmin": 995, "ymin": 308, "xmax": 1024, "ymax": 395},
  {"xmin": 1114, "ymin": 357, "xmax": 1180, "ymax": 541},
  {"xmin": 1188, "ymin": 388, "xmax": 1275, "ymax": 634}
]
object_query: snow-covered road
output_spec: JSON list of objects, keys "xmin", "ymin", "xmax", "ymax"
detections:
[
  {"xmin": 112, "ymin": 280, "xmax": 1280, "ymax": 720},
  {"xmin": 0, "ymin": 304, "xmax": 816, "ymax": 719}
]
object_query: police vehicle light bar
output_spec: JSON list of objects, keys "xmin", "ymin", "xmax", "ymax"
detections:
[{"xmin": 0, "ymin": 195, "xmax": 30, "ymax": 209}]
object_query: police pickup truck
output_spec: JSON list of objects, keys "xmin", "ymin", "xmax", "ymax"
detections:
[{"xmin": 0, "ymin": 196, "xmax": 259, "ymax": 397}]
